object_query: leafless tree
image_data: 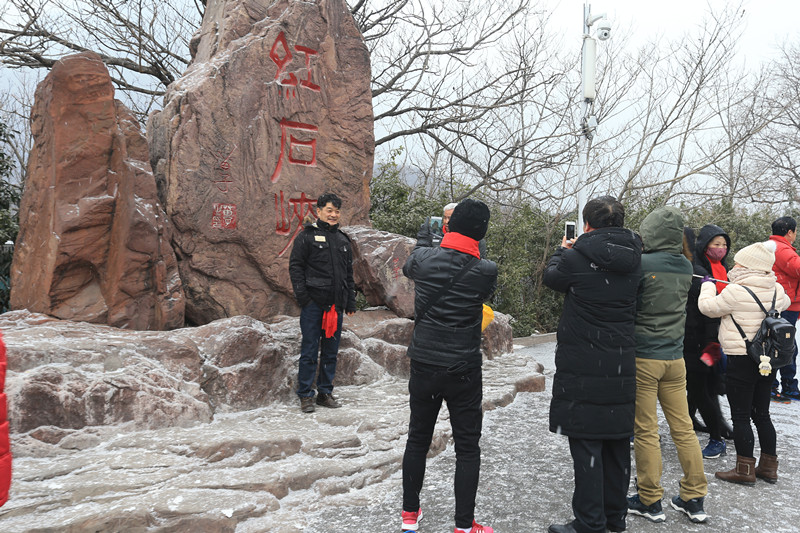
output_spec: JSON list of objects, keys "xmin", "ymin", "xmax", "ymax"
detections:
[
  {"xmin": 0, "ymin": 0, "xmax": 204, "ymax": 120},
  {"xmin": 0, "ymin": 0, "xmax": 795, "ymax": 215},
  {"xmin": 748, "ymin": 42, "xmax": 800, "ymax": 208},
  {"xmin": 350, "ymin": 0, "xmax": 584, "ymax": 209},
  {"xmin": 579, "ymin": 4, "xmax": 780, "ymax": 209}
]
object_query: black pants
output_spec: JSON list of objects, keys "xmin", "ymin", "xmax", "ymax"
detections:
[
  {"xmin": 402, "ymin": 360, "xmax": 483, "ymax": 529},
  {"xmin": 686, "ymin": 365, "xmax": 723, "ymax": 440},
  {"xmin": 568, "ymin": 437, "xmax": 630, "ymax": 533},
  {"xmin": 726, "ymin": 355, "xmax": 777, "ymax": 458}
]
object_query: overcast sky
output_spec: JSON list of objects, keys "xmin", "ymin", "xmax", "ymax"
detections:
[{"xmin": 547, "ymin": 0, "xmax": 799, "ymax": 66}]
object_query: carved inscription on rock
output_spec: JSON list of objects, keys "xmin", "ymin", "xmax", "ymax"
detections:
[{"xmin": 148, "ymin": 0, "xmax": 373, "ymax": 324}]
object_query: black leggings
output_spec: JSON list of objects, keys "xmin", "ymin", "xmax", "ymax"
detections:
[{"xmin": 725, "ymin": 355, "xmax": 777, "ymax": 458}]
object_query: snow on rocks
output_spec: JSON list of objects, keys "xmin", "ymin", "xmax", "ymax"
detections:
[{"xmin": 0, "ymin": 308, "xmax": 539, "ymax": 531}]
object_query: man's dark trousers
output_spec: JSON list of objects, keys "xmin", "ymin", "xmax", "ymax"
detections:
[
  {"xmin": 775, "ymin": 309, "xmax": 799, "ymax": 394},
  {"xmin": 568, "ymin": 437, "xmax": 630, "ymax": 533},
  {"xmin": 297, "ymin": 301, "xmax": 343, "ymax": 397},
  {"xmin": 402, "ymin": 360, "xmax": 483, "ymax": 529}
]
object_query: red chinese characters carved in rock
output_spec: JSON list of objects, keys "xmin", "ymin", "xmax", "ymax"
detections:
[
  {"xmin": 270, "ymin": 31, "xmax": 321, "ymax": 99},
  {"xmin": 212, "ymin": 203, "xmax": 238, "ymax": 229},
  {"xmin": 214, "ymin": 145, "xmax": 236, "ymax": 192},
  {"xmin": 269, "ymin": 119, "xmax": 318, "ymax": 183},
  {"xmin": 275, "ymin": 191, "xmax": 317, "ymax": 256}
]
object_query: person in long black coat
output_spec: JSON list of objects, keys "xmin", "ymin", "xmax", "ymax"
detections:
[
  {"xmin": 684, "ymin": 224, "xmax": 733, "ymax": 458},
  {"xmin": 543, "ymin": 196, "xmax": 642, "ymax": 533}
]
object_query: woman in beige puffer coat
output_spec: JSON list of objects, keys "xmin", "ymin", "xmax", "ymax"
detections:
[{"xmin": 698, "ymin": 240, "xmax": 790, "ymax": 487}]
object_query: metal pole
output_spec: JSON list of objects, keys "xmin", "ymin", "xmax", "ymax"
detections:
[
  {"xmin": 577, "ymin": 3, "xmax": 592, "ymax": 235},
  {"xmin": 577, "ymin": 101, "xmax": 588, "ymax": 234}
]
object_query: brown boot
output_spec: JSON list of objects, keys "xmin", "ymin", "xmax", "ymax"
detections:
[
  {"xmin": 755, "ymin": 453, "xmax": 778, "ymax": 484},
  {"xmin": 715, "ymin": 455, "xmax": 756, "ymax": 486}
]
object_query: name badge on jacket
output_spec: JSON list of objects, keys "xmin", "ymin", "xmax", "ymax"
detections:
[{"xmin": 315, "ymin": 235, "xmax": 326, "ymax": 242}]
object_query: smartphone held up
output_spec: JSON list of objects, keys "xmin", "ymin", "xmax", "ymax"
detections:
[
  {"xmin": 429, "ymin": 216, "xmax": 443, "ymax": 234},
  {"xmin": 564, "ymin": 221, "xmax": 576, "ymax": 241}
]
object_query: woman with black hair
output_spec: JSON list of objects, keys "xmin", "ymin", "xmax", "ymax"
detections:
[{"xmin": 683, "ymin": 224, "xmax": 733, "ymax": 459}]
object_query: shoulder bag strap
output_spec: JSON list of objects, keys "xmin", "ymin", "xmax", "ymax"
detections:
[
  {"xmin": 415, "ymin": 256, "xmax": 479, "ymax": 325},
  {"xmin": 729, "ymin": 286, "xmax": 775, "ymax": 341}
]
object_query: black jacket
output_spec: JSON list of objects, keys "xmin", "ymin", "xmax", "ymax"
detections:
[
  {"xmin": 543, "ymin": 227, "xmax": 642, "ymax": 439},
  {"xmin": 289, "ymin": 221, "xmax": 356, "ymax": 312},
  {"xmin": 403, "ymin": 240, "xmax": 497, "ymax": 368},
  {"xmin": 683, "ymin": 224, "xmax": 730, "ymax": 371}
]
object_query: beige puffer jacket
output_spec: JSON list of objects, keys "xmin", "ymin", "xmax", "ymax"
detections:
[{"xmin": 698, "ymin": 268, "xmax": 790, "ymax": 355}]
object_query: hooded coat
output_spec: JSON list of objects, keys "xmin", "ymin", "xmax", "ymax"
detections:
[
  {"xmin": 543, "ymin": 226, "xmax": 642, "ymax": 439},
  {"xmin": 635, "ymin": 207, "xmax": 693, "ymax": 359},
  {"xmin": 683, "ymin": 224, "xmax": 730, "ymax": 371}
]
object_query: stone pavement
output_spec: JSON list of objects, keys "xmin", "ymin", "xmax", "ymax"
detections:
[{"xmin": 305, "ymin": 338, "xmax": 800, "ymax": 532}]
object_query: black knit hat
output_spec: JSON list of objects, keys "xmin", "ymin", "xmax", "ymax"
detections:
[{"xmin": 448, "ymin": 199, "xmax": 490, "ymax": 241}]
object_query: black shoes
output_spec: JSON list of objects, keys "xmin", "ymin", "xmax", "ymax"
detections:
[
  {"xmin": 627, "ymin": 494, "xmax": 665, "ymax": 523},
  {"xmin": 316, "ymin": 393, "xmax": 341, "ymax": 408},
  {"xmin": 547, "ymin": 523, "xmax": 577, "ymax": 533},
  {"xmin": 670, "ymin": 495, "xmax": 708, "ymax": 523}
]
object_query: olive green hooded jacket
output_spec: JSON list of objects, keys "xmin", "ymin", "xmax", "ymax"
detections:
[{"xmin": 635, "ymin": 206, "xmax": 693, "ymax": 360}]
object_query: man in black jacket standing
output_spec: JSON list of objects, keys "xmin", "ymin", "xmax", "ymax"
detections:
[
  {"xmin": 289, "ymin": 193, "xmax": 356, "ymax": 413},
  {"xmin": 400, "ymin": 199, "xmax": 497, "ymax": 533},
  {"xmin": 543, "ymin": 196, "xmax": 642, "ymax": 533}
]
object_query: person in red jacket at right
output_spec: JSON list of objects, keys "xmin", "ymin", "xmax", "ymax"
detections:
[
  {"xmin": 0, "ymin": 330, "xmax": 11, "ymax": 506},
  {"xmin": 769, "ymin": 216, "xmax": 800, "ymax": 401}
]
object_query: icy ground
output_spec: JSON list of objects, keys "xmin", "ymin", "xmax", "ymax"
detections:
[
  {"xmin": 0, "ymin": 340, "xmax": 542, "ymax": 532},
  {"xmin": 305, "ymin": 340, "xmax": 800, "ymax": 533}
]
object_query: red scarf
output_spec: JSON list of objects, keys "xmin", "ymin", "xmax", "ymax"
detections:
[
  {"xmin": 441, "ymin": 232, "xmax": 481, "ymax": 258},
  {"xmin": 322, "ymin": 305, "xmax": 339, "ymax": 338},
  {"xmin": 706, "ymin": 254, "xmax": 728, "ymax": 294}
]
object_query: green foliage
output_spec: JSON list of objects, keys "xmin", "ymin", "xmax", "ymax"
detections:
[
  {"xmin": 682, "ymin": 200, "xmax": 789, "ymax": 255},
  {"xmin": 483, "ymin": 204, "xmax": 565, "ymax": 336},
  {"xmin": 0, "ymin": 120, "xmax": 20, "ymax": 312},
  {"xmin": 369, "ymin": 154, "xmax": 795, "ymax": 336},
  {"xmin": 629, "ymin": 199, "xmax": 791, "ymax": 255},
  {"xmin": 369, "ymin": 148, "xmax": 452, "ymax": 237}
]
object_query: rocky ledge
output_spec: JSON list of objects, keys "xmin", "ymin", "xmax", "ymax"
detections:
[{"xmin": 0, "ymin": 310, "xmax": 543, "ymax": 532}]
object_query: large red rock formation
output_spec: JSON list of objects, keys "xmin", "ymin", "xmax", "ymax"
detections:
[
  {"xmin": 148, "ymin": 0, "xmax": 373, "ymax": 325},
  {"xmin": 10, "ymin": 52, "xmax": 185, "ymax": 330},
  {"xmin": 346, "ymin": 226, "xmax": 416, "ymax": 318}
]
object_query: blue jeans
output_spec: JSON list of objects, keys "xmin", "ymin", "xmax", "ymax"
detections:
[
  {"xmin": 773, "ymin": 310, "xmax": 799, "ymax": 393},
  {"xmin": 297, "ymin": 301, "xmax": 343, "ymax": 398},
  {"xmin": 402, "ymin": 360, "xmax": 483, "ymax": 529}
]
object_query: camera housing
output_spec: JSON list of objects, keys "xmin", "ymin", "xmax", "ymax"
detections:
[{"xmin": 596, "ymin": 20, "xmax": 611, "ymax": 41}]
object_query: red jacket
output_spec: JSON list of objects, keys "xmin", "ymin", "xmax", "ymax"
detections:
[
  {"xmin": 0, "ymin": 331, "xmax": 10, "ymax": 506},
  {"xmin": 770, "ymin": 235, "xmax": 800, "ymax": 311}
]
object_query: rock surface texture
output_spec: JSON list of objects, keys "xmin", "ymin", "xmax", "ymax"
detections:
[
  {"xmin": 9, "ymin": 52, "xmax": 185, "ymax": 330},
  {"xmin": 0, "ymin": 309, "xmax": 540, "ymax": 532},
  {"xmin": 346, "ymin": 226, "xmax": 416, "ymax": 318},
  {"xmin": 148, "ymin": 0, "xmax": 374, "ymax": 325}
]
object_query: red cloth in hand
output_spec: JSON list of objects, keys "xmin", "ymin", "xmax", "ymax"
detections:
[
  {"xmin": 700, "ymin": 342, "xmax": 722, "ymax": 367},
  {"xmin": 322, "ymin": 305, "xmax": 339, "ymax": 338}
]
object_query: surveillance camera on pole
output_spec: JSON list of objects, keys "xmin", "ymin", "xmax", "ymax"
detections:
[{"xmin": 577, "ymin": 4, "xmax": 610, "ymax": 235}]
